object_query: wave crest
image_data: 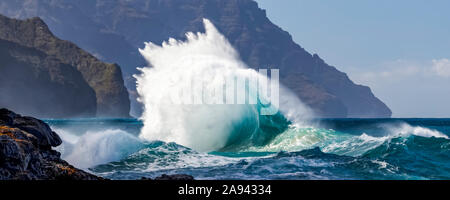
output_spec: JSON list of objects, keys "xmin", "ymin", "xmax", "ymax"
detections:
[{"xmin": 134, "ymin": 19, "xmax": 311, "ymax": 152}]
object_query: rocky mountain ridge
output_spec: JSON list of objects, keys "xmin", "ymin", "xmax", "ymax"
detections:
[
  {"xmin": 0, "ymin": 0, "xmax": 391, "ymax": 118},
  {"xmin": 0, "ymin": 14, "xmax": 130, "ymax": 118},
  {"xmin": 0, "ymin": 37, "xmax": 97, "ymax": 118}
]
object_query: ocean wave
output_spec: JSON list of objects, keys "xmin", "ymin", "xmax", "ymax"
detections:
[
  {"xmin": 48, "ymin": 117, "xmax": 450, "ymax": 180},
  {"xmin": 55, "ymin": 128, "xmax": 144, "ymax": 169},
  {"xmin": 135, "ymin": 19, "xmax": 311, "ymax": 152},
  {"xmin": 240, "ymin": 122, "xmax": 449, "ymax": 157}
]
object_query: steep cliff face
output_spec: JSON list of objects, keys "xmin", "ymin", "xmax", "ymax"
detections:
[
  {"xmin": 0, "ymin": 38, "xmax": 97, "ymax": 118},
  {"xmin": 0, "ymin": 0, "xmax": 391, "ymax": 118},
  {"xmin": 0, "ymin": 15, "xmax": 130, "ymax": 118}
]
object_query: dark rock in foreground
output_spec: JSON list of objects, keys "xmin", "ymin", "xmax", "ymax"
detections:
[{"xmin": 0, "ymin": 108, "xmax": 101, "ymax": 180}]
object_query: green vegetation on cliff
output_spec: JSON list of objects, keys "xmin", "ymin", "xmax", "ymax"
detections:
[{"xmin": 0, "ymin": 15, "xmax": 130, "ymax": 117}]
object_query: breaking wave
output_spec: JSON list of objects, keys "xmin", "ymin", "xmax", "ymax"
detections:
[
  {"xmin": 134, "ymin": 19, "xmax": 311, "ymax": 152},
  {"xmin": 47, "ymin": 19, "xmax": 450, "ymax": 180}
]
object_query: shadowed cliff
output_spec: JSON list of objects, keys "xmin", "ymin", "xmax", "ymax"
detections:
[
  {"xmin": 0, "ymin": 15, "xmax": 130, "ymax": 118},
  {"xmin": 0, "ymin": 38, "xmax": 96, "ymax": 118},
  {"xmin": 0, "ymin": 0, "xmax": 391, "ymax": 118}
]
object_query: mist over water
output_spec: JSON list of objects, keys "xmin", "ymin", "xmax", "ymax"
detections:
[
  {"xmin": 48, "ymin": 118, "xmax": 450, "ymax": 180},
  {"xmin": 54, "ymin": 128, "xmax": 143, "ymax": 169},
  {"xmin": 45, "ymin": 19, "xmax": 450, "ymax": 180},
  {"xmin": 134, "ymin": 19, "xmax": 311, "ymax": 152}
]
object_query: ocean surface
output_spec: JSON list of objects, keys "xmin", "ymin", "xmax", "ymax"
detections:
[
  {"xmin": 43, "ymin": 20, "xmax": 450, "ymax": 180},
  {"xmin": 45, "ymin": 118, "xmax": 450, "ymax": 180}
]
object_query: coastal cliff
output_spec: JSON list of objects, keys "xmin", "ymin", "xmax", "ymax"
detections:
[
  {"xmin": 0, "ymin": 108, "xmax": 101, "ymax": 180},
  {"xmin": 0, "ymin": 14, "xmax": 130, "ymax": 118},
  {"xmin": 0, "ymin": 38, "xmax": 97, "ymax": 118},
  {"xmin": 0, "ymin": 0, "xmax": 391, "ymax": 118}
]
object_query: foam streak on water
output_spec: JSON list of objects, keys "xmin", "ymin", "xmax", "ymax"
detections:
[
  {"xmin": 48, "ymin": 118, "xmax": 450, "ymax": 180},
  {"xmin": 45, "ymin": 17, "xmax": 450, "ymax": 179}
]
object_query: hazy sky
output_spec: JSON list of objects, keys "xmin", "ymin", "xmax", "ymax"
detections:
[{"xmin": 256, "ymin": 0, "xmax": 450, "ymax": 117}]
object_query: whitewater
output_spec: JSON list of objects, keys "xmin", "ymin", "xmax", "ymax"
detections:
[
  {"xmin": 134, "ymin": 19, "xmax": 311, "ymax": 152},
  {"xmin": 49, "ymin": 19, "xmax": 450, "ymax": 180}
]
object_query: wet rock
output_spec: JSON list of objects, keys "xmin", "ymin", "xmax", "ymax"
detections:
[
  {"xmin": 0, "ymin": 108, "xmax": 102, "ymax": 180},
  {"xmin": 0, "ymin": 108, "xmax": 62, "ymax": 148}
]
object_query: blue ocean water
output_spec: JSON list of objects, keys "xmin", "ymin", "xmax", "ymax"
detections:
[{"xmin": 45, "ymin": 118, "xmax": 450, "ymax": 180}]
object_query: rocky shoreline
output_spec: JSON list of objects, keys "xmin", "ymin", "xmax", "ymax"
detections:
[
  {"xmin": 0, "ymin": 108, "xmax": 194, "ymax": 180},
  {"xmin": 0, "ymin": 108, "xmax": 101, "ymax": 180}
]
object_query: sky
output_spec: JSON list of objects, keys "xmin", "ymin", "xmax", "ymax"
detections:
[{"xmin": 255, "ymin": 0, "xmax": 450, "ymax": 118}]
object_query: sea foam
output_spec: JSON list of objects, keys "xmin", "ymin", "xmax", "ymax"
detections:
[{"xmin": 135, "ymin": 19, "xmax": 311, "ymax": 152}]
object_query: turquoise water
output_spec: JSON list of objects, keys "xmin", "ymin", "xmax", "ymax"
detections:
[{"xmin": 45, "ymin": 118, "xmax": 450, "ymax": 180}]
